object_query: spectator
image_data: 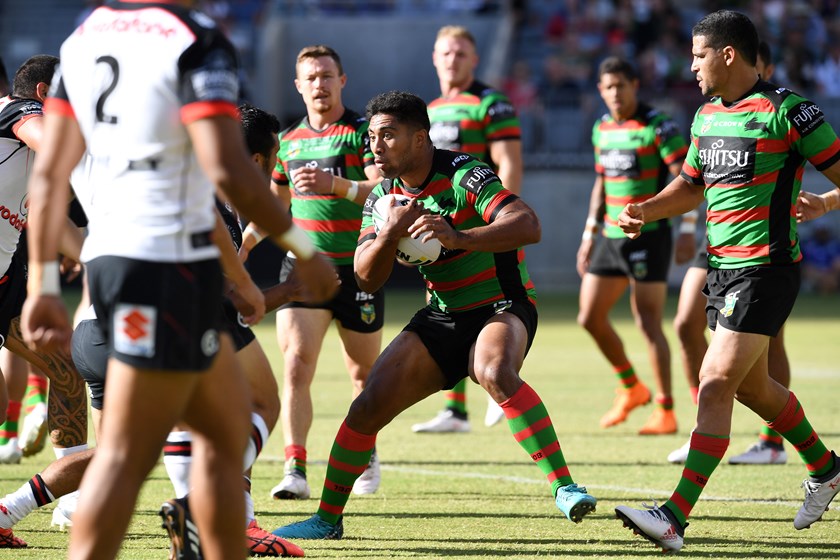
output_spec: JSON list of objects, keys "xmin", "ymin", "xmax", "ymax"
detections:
[
  {"xmin": 538, "ymin": 53, "xmax": 584, "ymax": 108},
  {"xmin": 814, "ymin": 39, "xmax": 840, "ymax": 98}
]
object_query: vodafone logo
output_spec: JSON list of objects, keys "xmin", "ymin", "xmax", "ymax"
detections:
[{"xmin": 0, "ymin": 195, "xmax": 29, "ymax": 232}]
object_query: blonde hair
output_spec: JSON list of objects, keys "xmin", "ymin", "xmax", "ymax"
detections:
[
  {"xmin": 435, "ymin": 26, "xmax": 476, "ymax": 47},
  {"xmin": 296, "ymin": 45, "xmax": 344, "ymax": 75}
]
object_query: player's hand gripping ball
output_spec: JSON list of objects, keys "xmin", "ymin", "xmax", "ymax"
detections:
[{"xmin": 371, "ymin": 194, "xmax": 442, "ymax": 266}]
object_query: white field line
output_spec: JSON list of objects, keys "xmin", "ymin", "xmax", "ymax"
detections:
[{"xmin": 257, "ymin": 457, "xmax": 826, "ymax": 510}]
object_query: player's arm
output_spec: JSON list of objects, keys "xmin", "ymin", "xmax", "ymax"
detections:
[
  {"xmin": 291, "ymin": 164, "xmax": 380, "ymax": 204},
  {"xmin": 489, "ymin": 139, "xmax": 523, "ymax": 195},
  {"xmin": 355, "ymin": 196, "xmax": 428, "ymax": 293},
  {"xmin": 329, "ymin": 165, "xmax": 381, "ymax": 204},
  {"xmin": 409, "ymin": 196, "xmax": 540, "ymax": 254},
  {"xmin": 576, "ymin": 174, "xmax": 605, "ymax": 277},
  {"xmin": 239, "ymin": 177, "xmax": 289, "ymax": 262},
  {"xmin": 188, "ymin": 115, "xmax": 337, "ymax": 303},
  {"xmin": 212, "ymin": 210, "xmax": 264, "ymax": 325},
  {"xmin": 22, "ymin": 110, "xmax": 86, "ymax": 352},
  {"xmin": 14, "ymin": 114, "xmax": 44, "ymax": 152},
  {"xmin": 58, "ymin": 216, "xmax": 85, "ymax": 263},
  {"xmin": 797, "ymin": 160, "xmax": 840, "ymax": 221},
  {"xmin": 674, "ymin": 209, "xmax": 699, "ymax": 264},
  {"xmin": 666, "ymin": 156, "xmax": 699, "ymax": 263},
  {"xmin": 618, "ymin": 175, "xmax": 703, "ymax": 239}
]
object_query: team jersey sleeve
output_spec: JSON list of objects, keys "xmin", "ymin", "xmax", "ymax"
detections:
[
  {"xmin": 482, "ymin": 91, "xmax": 521, "ymax": 143},
  {"xmin": 654, "ymin": 114, "xmax": 688, "ymax": 166},
  {"xmin": 357, "ymin": 119, "xmax": 375, "ymax": 169},
  {"xmin": 782, "ymin": 95, "xmax": 840, "ymax": 171},
  {"xmin": 177, "ymin": 30, "xmax": 240, "ymax": 124},
  {"xmin": 456, "ymin": 159, "xmax": 516, "ymax": 223},
  {"xmin": 358, "ymin": 183, "xmax": 387, "ymax": 245},
  {"xmin": 592, "ymin": 119, "xmax": 603, "ymax": 175},
  {"xmin": 43, "ymin": 67, "xmax": 76, "ymax": 119},
  {"xmin": 272, "ymin": 144, "xmax": 290, "ymax": 187},
  {"xmin": 1, "ymin": 98, "xmax": 48, "ymax": 136}
]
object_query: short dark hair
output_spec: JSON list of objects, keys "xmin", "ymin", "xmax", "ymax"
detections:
[
  {"xmin": 598, "ymin": 56, "xmax": 637, "ymax": 81},
  {"xmin": 692, "ymin": 10, "xmax": 758, "ymax": 66},
  {"xmin": 238, "ymin": 103, "xmax": 280, "ymax": 159},
  {"xmin": 297, "ymin": 45, "xmax": 344, "ymax": 76},
  {"xmin": 365, "ymin": 90, "xmax": 430, "ymax": 132},
  {"xmin": 757, "ymin": 40, "xmax": 772, "ymax": 69},
  {"xmin": 12, "ymin": 54, "xmax": 59, "ymax": 98}
]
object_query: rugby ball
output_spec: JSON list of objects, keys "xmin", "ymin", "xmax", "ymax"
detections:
[{"xmin": 371, "ymin": 194, "xmax": 442, "ymax": 266}]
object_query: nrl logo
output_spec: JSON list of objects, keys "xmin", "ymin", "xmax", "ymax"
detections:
[{"xmin": 700, "ymin": 114, "xmax": 715, "ymax": 134}]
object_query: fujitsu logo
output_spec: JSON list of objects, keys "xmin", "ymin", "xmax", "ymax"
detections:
[
  {"xmin": 699, "ymin": 139, "xmax": 751, "ymax": 167},
  {"xmin": 792, "ymin": 102, "xmax": 822, "ymax": 128}
]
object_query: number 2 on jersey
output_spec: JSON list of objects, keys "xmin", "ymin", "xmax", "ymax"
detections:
[{"xmin": 95, "ymin": 56, "xmax": 119, "ymax": 124}]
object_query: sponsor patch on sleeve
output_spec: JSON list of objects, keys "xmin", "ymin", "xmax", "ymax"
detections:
[
  {"xmin": 187, "ymin": 49, "xmax": 239, "ymax": 103},
  {"xmin": 487, "ymin": 99, "xmax": 516, "ymax": 123},
  {"xmin": 459, "ymin": 163, "xmax": 500, "ymax": 195},
  {"xmin": 788, "ymin": 101, "xmax": 825, "ymax": 137}
]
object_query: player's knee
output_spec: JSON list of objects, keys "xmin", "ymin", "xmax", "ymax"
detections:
[
  {"xmin": 577, "ymin": 309, "xmax": 600, "ymax": 332},
  {"xmin": 697, "ymin": 376, "xmax": 736, "ymax": 404},
  {"xmin": 346, "ymin": 390, "xmax": 388, "ymax": 433},
  {"xmin": 673, "ymin": 315, "xmax": 698, "ymax": 343}
]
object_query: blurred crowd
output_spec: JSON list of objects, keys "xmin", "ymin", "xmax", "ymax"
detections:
[{"xmin": 504, "ymin": 1, "xmax": 840, "ymax": 153}]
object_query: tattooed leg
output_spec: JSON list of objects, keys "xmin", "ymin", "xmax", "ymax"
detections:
[{"xmin": 5, "ymin": 317, "xmax": 87, "ymax": 449}]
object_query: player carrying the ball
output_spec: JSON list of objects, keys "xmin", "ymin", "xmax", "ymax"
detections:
[{"xmin": 272, "ymin": 90, "xmax": 597, "ymax": 540}]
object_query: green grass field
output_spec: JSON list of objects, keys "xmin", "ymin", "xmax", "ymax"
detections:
[{"xmin": 3, "ymin": 289, "xmax": 840, "ymax": 559}]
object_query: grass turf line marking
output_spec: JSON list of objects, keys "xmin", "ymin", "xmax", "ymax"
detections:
[{"xmin": 259, "ymin": 456, "xmax": 824, "ymax": 510}]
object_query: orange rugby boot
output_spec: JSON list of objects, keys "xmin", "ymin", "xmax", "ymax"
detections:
[
  {"xmin": 638, "ymin": 408, "xmax": 678, "ymax": 435},
  {"xmin": 599, "ymin": 383, "xmax": 651, "ymax": 428}
]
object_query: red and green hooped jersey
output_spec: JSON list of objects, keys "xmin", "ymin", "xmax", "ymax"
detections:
[
  {"xmin": 680, "ymin": 81, "xmax": 840, "ymax": 269},
  {"xmin": 359, "ymin": 149, "xmax": 536, "ymax": 312},
  {"xmin": 272, "ymin": 109, "xmax": 374, "ymax": 265},
  {"xmin": 428, "ymin": 80, "xmax": 521, "ymax": 168},
  {"xmin": 592, "ymin": 103, "xmax": 688, "ymax": 238}
]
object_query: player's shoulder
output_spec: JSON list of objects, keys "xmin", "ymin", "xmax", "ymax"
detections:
[
  {"xmin": 338, "ymin": 108, "xmax": 368, "ymax": 131},
  {"xmin": 639, "ymin": 103, "xmax": 668, "ymax": 123},
  {"xmin": 0, "ymin": 96, "xmax": 43, "ymax": 132},
  {"xmin": 439, "ymin": 149, "xmax": 500, "ymax": 194},
  {"xmin": 470, "ymin": 80, "xmax": 513, "ymax": 105},
  {"xmin": 279, "ymin": 116, "xmax": 307, "ymax": 140},
  {"xmin": 0, "ymin": 97, "xmax": 42, "ymax": 118},
  {"xmin": 435, "ymin": 148, "xmax": 478, "ymax": 175},
  {"xmin": 750, "ymin": 81, "xmax": 802, "ymax": 111}
]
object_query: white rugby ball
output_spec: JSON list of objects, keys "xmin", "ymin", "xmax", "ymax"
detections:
[{"xmin": 371, "ymin": 194, "xmax": 442, "ymax": 266}]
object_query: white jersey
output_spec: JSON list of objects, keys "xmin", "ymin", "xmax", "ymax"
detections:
[
  {"xmin": 0, "ymin": 96, "xmax": 38, "ymax": 276},
  {"xmin": 50, "ymin": 2, "xmax": 241, "ymax": 263}
]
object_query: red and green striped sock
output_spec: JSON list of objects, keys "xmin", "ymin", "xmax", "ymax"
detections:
[
  {"xmin": 284, "ymin": 444, "xmax": 307, "ymax": 477},
  {"xmin": 655, "ymin": 395, "xmax": 674, "ymax": 411},
  {"xmin": 316, "ymin": 421, "xmax": 376, "ymax": 525},
  {"xmin": 0, "ymin": 401, "xmax": 22, "ymax": 445},
  {"xmin": 614, "ymin": 363, "xmax": 638, "ymax": 389},
  {"xmin": 23, "ymin": 373, "xmax": 47, "ymax": 415},
  {"xmin": 500, "ymin": 382, "xmax": 574, "ymax": 496},
  {"xmin": 664, "ymin": 431, "xmax": 729, "ymax": 527},
  {"xmin": 767, "ymin": 392, "xmax": 832, "ymax": 476},
  {"xmin": 444, "ymin": 379, "xmax": 468, "ymax": 415},
  {"xmin": 759, "ymin": 424, "xmax": 783, "ymax": 446}
]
